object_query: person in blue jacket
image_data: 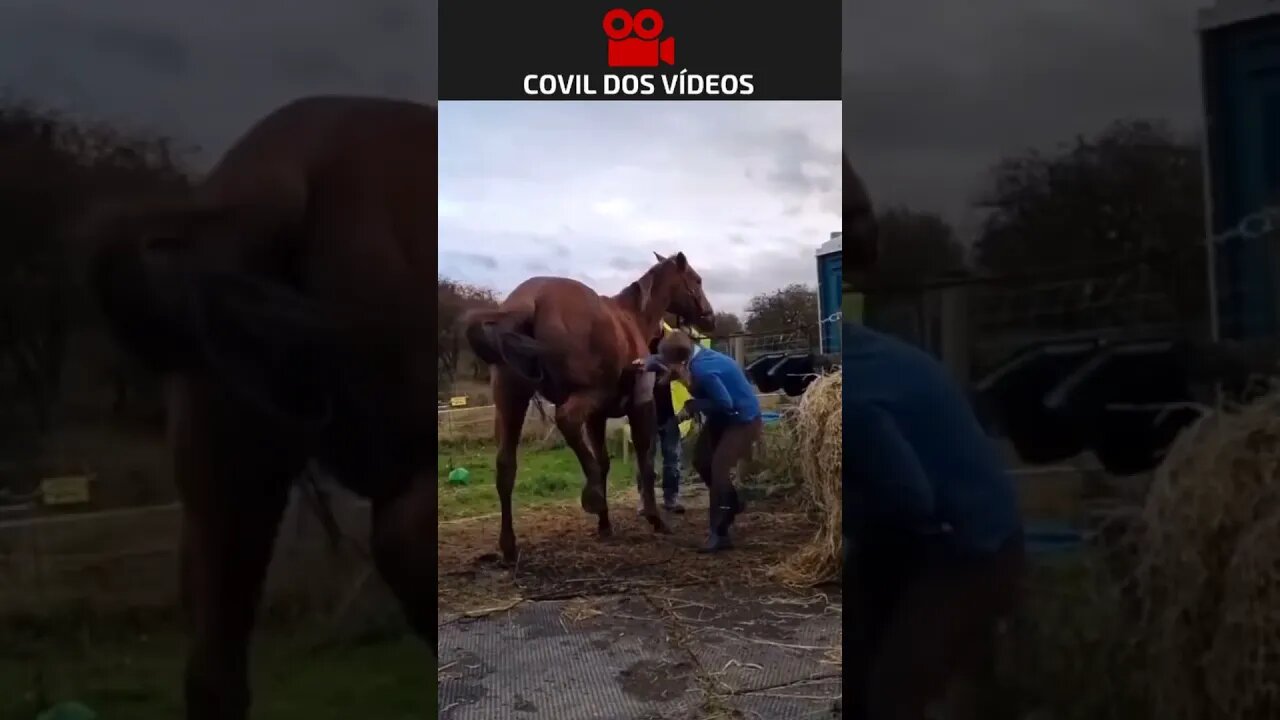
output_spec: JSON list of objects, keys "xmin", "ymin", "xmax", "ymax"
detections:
[
  {"xmin": 845, "ymin": 320, "xmax": 1025, "ymax": 719},
  {"xmin": 639, "ymin": 330, "xmax": 762, "ymax": 552}
]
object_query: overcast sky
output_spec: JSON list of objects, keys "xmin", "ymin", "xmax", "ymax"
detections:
[
  {"xmin": 0, "ymin": 0, "xmax": 1216, "ymax": 267},
  {"xmin": 438, "ymin": 102, "xmax": 842, "ymax": 315},
  {"xmin": 845, "ymin": 0, "xmax": 1207, "ymax": 242},
  {"xmin": 0, "ymin": 0, "xmax": 436, "ymax": 163}
]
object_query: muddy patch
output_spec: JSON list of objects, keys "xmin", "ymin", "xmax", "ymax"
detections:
[
  {"xmin": 617, "ymin": 658, "xmax": 693, "ymax": 703},
  {"xmin": 512, "ymin": 692, "xmax": 538, "ymax": 713}
]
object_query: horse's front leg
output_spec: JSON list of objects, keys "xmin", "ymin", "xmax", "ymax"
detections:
[
  {"xmin": 628, "ymin": 399, "xmax": 670, "ymax": 534},
  {"xmin": 554, "ymin": 391, "xmax": 611, "ymax": 537}
]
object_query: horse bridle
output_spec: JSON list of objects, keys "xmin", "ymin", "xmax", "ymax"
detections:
[{"xmin": 671, "ymin": 269, "xmax": 706, "ymax": 329}]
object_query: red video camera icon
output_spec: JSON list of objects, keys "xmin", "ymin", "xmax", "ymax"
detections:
[{"xmin": 603, "ymin": 8, "xmax": 675, "ymax": 68}]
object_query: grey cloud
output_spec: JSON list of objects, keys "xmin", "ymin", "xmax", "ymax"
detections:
[
  {"xmin": 762, "ymin": 127, "xmax": 839, "ymax": 196},
  {"xmin": 698, "ymin": 245, "xmax": 818, "ymax": 315},
  {"xmin": 272, "ymin": 47, "xmax": 355, "ymax": 85},
  {"xmin": 369, "ymin": 3, "xmax": 421, "ymax": 34},
  {"xmin": 524, "ymin": 259, "xmax": 550, "ymax": 273},
  {"xmin": 728, "ymin": 233, "xmax": 747, "ymax": 246},
  {"xmin": 452, "ymin": 252, "xmax": 498, "ymax": 269},
  {"xmin": 0, "ymin": 0, "xmax": 437, "ymax": 171},
  {"xmin": 89, "ymin": 25, "xmax": 189, "ymax": 74},
  {"xmin": 844, "ymin": 0, "xmax": 1201, "ymax": 235},
  {"xmin": 609, "ymin": 255, "xmax": 646, "ymax": 272}
]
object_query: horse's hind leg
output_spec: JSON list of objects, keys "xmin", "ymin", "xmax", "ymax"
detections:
[
  {"xmin": 170, "ymin": 377, "xmax": 297, "ymax": 720},
  {"xmin": 585, "ymin": 411, "xmax": 612, "ymax": 537},
  {"xmin": 554, "ymin": 391, "xmax": 611, "ymax": 536},
  {"xmin": 627, "ymin": 400, "xmax": 670, "ymax": 534},
  {"xmin": 370, "ymin": 475, "xmax": 437, "ymax": 650},
  {"xmin": 492, "ymin": 370, "xmax": 533, "ymax": 563}
]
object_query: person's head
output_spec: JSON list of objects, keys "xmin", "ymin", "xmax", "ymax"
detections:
[{"xmin": 658, "ymin": 329, "xmax": 696, "ymax": 365}]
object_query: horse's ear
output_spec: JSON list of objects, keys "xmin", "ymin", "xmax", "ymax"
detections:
[
  {"xmin": 638, "ymin": 274, "xmax": 654, "ymax": 309},
  {"xmin": 653, "ymin": 251, "xmax": 667, "ymax": 264},
  {"xmin": 674, "ymin": 252, "xmax": 687, "ymax": 270}
]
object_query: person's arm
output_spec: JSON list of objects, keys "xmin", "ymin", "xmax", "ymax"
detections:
[
  {"xmin": 635, "ymin": 354, "xmax": 667, "ymax": 373},
  {"xmin": 845, "ymin": 400, "xmax": 936, "ymax": 530},
  {"xmin": 683, "ymin": 372, "xmax": 734, "ymax": 416}
]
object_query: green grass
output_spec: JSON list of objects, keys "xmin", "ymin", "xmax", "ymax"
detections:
[
  {"xmin": 437, "ymin": 441, "xmax": 637, "ymax": 520},
  {"xmin": 0, "ymin": 441, "xmax": 638, "ymax": 720},
  {"xmin": 0, "ymin": 622, "xmax": 433, "ymax": 720}
]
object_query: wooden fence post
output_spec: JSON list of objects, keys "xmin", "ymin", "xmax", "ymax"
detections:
[{"xmin": 939, "ymin": 284, "xmax": 971, "ymax": 384}]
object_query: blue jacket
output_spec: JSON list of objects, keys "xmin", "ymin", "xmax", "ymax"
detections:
[
  {"xmin": 644, "ymin": 347, "xmax": 761, "ymax": 424},
  {"xmin": 844, "ymin": 322, "xmax": 1021, "ymax": 555}
]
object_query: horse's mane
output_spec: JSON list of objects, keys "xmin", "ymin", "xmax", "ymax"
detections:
[{"xmin": 614, "ymin": 259, "xmax": 667, "ymax": 316}]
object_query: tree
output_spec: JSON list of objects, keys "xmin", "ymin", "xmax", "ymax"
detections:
[
  {"xmin": 744, "ymin": 284, "xmax": 818, "ymax": 334},
  {"xmin": 973, "ymin": 118, "xmax": 1205, "ymax": 328},
  {"xmin": 712, "ymin": 311, "xmax": 743, "ymax": 334},
  {"xmin": 437, "ymin": 277, "xmax": 498, "ymax": 389},
  {"xmin": 0, "ymin": 102, "xmax": 190, "ymax": 443},
  {"xmin": 872, "ymin": 206, "xmax": 966, "ymax": 286}
]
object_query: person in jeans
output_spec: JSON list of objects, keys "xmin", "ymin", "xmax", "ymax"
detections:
[
  {"xmin": 845, "ymin": 320, "xmax": 1025, "ymax": 719},
  {"xmin": 640, "ymin": 322, "xmax": 709, "ymax": 515},
  {"xmin": 642, "ymin": 330, "xmax": 761, "ymax": 552}
]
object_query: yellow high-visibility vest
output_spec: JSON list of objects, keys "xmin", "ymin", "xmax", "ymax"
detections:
[{"xmin": 660, "ymin": 321, "xmax": 710, "ymax": 438}]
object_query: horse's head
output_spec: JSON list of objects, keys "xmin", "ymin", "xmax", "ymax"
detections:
[
  {"xmin": 644, "ymin": 251, "xmax": 715, "ymax": 333},
  {"xmin": 844, "ymin": 154, "xmax": 878, "ymax": 270}
]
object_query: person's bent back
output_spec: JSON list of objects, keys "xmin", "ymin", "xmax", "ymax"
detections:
[
  {"xmin": 844, "ymin": 321, "xmax": 1023, "ymax": 720},
  {"xmin": 844, "ymin": 322, "xmax": 1020, "ymax": 553}
]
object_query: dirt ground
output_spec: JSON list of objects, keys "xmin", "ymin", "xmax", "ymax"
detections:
[
  {"xmin": 437, "ymin": 485, "xmax": 823, "ymax": 612},
  {"xmin": 436, "ymin": 487, "xmax": 842, "ymax": 720}
]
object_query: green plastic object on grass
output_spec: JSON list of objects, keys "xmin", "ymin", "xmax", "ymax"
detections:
[
  {"xmin": 447, "ymin": 467, "xmax": 471, "ymax": 485},
  {"xmin": 36, "ymin": 702, "xmax": 97, "ymax": 720}
]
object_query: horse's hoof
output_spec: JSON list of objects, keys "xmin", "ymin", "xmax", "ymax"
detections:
[
  {"xmin": 648, "ymin": 516, "xmax": 672, "ymax": 534},
  {"xmin": 581, "ymin": 486, "xmax": 606, "ymax": 514},
  {"xmin": 500, "ymin": 539, "xmax": 519, "ymax": 566},
  {"xmin": 598, "ymin": 524, "xmax": 613, "ymax": 539}
]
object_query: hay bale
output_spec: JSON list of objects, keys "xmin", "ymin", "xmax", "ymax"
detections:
[
  {"xmin": 771, "ymin": 370, "xmax": 842, "ymax": 586},
  {"xmin": 1127, "ymin": 388, "xmax": 1280, "ymax": 719}
]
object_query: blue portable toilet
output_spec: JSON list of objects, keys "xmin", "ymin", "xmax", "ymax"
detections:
[
  {"xmin": 816, "ymin": 232, "xmax": 842, "ymax": 354},
  {"xmin": 1200, "ymin": 0, "xmax": 1280, "ymax": 339}
]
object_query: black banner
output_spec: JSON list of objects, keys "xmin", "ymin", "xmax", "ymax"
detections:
[{"xmin": 439, "ymin": 0, "xmax": 841, "ymax": 101}]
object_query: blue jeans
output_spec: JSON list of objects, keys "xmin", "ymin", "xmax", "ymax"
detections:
[{"xmin": 657, "ymin": 419, "xmax": 682, "ymax": 501}]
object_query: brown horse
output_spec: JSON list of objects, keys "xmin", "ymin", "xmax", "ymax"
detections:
[
  {"xmin": 88, "ymin": 96, "xmax": 437, "ymax": 720},
  {"xmin": 462, "ymin": 253, "xmax": 714, "ymax": 563}
]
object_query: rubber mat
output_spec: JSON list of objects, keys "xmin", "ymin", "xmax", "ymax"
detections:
[{"xmin": 438, "ymin": 588, "xmax": 842, "ymax": 719}]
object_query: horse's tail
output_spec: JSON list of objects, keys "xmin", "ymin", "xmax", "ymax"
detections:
[
  {"xmin": 88, "ymin": 231, "xmax": 200, "ymax": 374},
  {"xmin": 88, "ymin": 214, "xmax": 343, "ymax": 432},
  {"xmin": 461, "ymin": 307, "xmax": 547, "ymax": 385}
]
